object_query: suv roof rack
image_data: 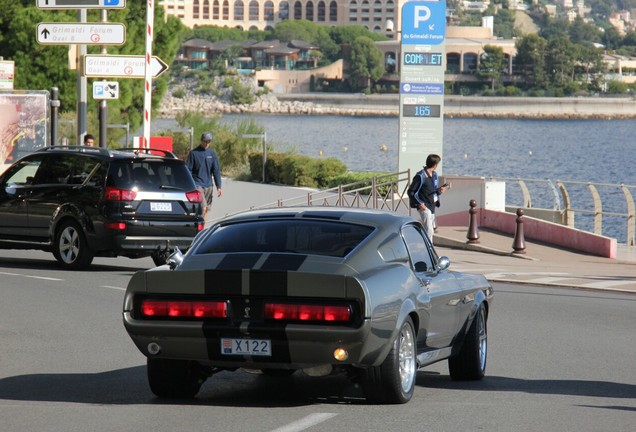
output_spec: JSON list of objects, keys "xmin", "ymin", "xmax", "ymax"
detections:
[
  {"xmin": 39, "ymin": 145, "xmax": 112, "ymax": 156},
  {"xmin": 116, "ymin": 147, "xmax": 178, "ymax": 159}
]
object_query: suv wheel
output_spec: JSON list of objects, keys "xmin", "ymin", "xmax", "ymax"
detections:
[{"xmin": 53, "ymin": 221, "xmax": 94, "ymax": 269}]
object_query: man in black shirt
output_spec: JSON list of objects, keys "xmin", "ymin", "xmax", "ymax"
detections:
[{"xmin": 407, "ymin": 154, "xmax": 447, "ymax": 242}]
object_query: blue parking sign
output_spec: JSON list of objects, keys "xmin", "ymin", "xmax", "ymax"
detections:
[{"xmin": 401, "ymin": 1, "xmax": 446, "ymax": 45}]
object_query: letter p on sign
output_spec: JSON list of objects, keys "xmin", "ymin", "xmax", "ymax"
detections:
[{"xmin": 413, "ymin": 6, "xmax": 431, "ymax": 28}]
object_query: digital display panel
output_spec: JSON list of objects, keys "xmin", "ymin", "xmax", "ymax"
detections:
[
  {"xmin": 403, "ymin": 52, "xmax": 443, "ymax": 66},
  {"xmin": 402, "ymin": 104, "xmax": 441, "ymax": 118}
]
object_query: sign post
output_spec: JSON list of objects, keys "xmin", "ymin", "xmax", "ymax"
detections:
[{"xmin": 397, "ymin": 0, "xmax": 446, "ymax": 176}]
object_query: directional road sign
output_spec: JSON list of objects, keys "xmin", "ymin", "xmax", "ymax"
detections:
[
  {"xmin": 83, "ymin": 54, "xmax": 169, "ymax": 78},
  {"xmin": 37, "ymin": 22, "xmax": 126, "ymax": 45},
  {"xmin": 37, "ymin": 0, "xmax": 126, "ymax": 8},
  {"xmin": 93, "ymin": 81, "xmax": 119, "ymax": 99}
]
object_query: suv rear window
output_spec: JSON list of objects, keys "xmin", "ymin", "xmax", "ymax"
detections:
[
  {"xmin": 107, "ymin": 160, "xmax": 195, "ymax": 191},
  {"xmin": 195, "ymin": 220, "xmax": 374, "ymax": 258}
]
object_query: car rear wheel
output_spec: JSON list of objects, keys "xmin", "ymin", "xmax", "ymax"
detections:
[
  {"xmin": 449, "ymin": 304, "xmax": 487, "ymax": 380},
  {"xmin": 53, "ymin": 221, "xmax": 94, "ymax": 269},
  {"xmin": 147, "ymin": 358, "xmax": 204, "ymax": 398},
  {"xmin": 362, "ymin": 316, "xmax": 416, "ymax": 404}
]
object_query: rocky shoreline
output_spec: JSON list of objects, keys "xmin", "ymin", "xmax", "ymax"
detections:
[{"xmin": 159, "ymin": 79, "xmax": 636, "ymax": 119}]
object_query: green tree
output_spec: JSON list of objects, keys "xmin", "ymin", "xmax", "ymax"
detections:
[
  {"xmin": 569, "ymin": 17, "xmax": 602, "ymax": 45},
  {"xmin": 348, "ymin": 36, "xmax": 385, "ymax": 91},
  {"xmin": 0, "ymin": 2, "xmax": 187, "ymax": 138},
  {"xmin": 478, "ymin": 45, "xmax": 506, "ymax": 91},
  {"xmin": 514, "ymin": 34, "xmax": 548, "ymax": 89},
  {"xmin": 272, "ymin": 20, "xmax": 339, "ymax": 62},
  {"xmin": 546, "ymin": 37, "xmax": 577, "ymax": 90}
]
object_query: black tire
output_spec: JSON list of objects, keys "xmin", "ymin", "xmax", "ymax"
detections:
[
  {"xmin": 362, "ymin": 317, "xmax": 416, "ymax": 404},
  {"xmin": 147, "ymin": 358, "xmax": 204, "ymax": 398},
  {"xmin": 449, "ymin": 304, "xmax": 487, "ymax": 381},
  {"xmin": 53, "ymin": 221, "xmax": 94, "ymax": 269}
]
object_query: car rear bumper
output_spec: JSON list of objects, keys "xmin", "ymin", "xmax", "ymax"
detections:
[{"xmin": 123, "ymin": 312, "xmax": 375, "ymax": 369}]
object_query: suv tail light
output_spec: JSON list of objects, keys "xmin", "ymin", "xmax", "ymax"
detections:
[
  {"xmin": 264, "ymin": 303, "xmax": 352, "ymax": 322},
  {"xmin": 104, "ymin": 187, "xmax": 137, "ymax": 201},
  {"xmin": 186, "ymin": 190, "xmax": 204, "ymax": 203},
  {"xmin": 141, "ymin": 300, "xmax": 227, "ymax": 319}
]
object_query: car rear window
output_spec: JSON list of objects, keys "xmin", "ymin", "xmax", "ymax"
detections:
[
  {"xmin": 107, "ymin": 160, "xmax": 195, "ymax": 191},
  {"xmin": 195, "ymin": 219, "xmax": 374, "ymax": 258}
]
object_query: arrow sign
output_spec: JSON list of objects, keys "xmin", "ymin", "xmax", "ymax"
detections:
[
  {"xmin": 37, "ymin": 0, "xmax": 126, "ymax": 8},
  {"xmin": 83, "ymin": 54, "xmax": 169, "ymax": 78},
  {"xmin": 93, "ymin": 81, "xmax": 119, "ymax": 99},
  {"xmin": 37, "ymin": 22, "xmax": 126, "ymax": 45}
]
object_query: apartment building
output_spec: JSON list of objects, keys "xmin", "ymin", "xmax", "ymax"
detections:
[{"xmin": 160, "ymin": 0, "xmax": 407, "ymax": 35}]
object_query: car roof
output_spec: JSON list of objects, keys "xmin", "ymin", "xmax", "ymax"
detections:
[
  {"xmin": 217, "ymin": 206, "xmax": 417, "ymax": 228},
  {"xmin": 33, "ymin": 146, "xmax": 179, "ymax": 163}
]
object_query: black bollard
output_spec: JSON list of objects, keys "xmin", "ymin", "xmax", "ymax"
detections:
[
  {"xmin": 466, "ymin": 199, "xmax": 480, "ymax": 243},
  {"xmin": 512, "ymin": 208, "xmax": 526, "ymax": 254}
]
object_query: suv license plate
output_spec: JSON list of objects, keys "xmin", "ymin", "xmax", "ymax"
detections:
[
  {"xmin": 221, "ymin": 338, "xmax": 271, "ymax": 356},
  {"xmin": 150, "ymin": 202, "xmax": 172, "ymax": 212}
]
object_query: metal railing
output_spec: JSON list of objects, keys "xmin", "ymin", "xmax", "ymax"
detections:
[
  {"xmin": 251, "ymin": 170, "xmax": 413, "ymax": 215},
  {"xmin": 488, "ymin": 177, "xmax": 636, "ymax": 246}
]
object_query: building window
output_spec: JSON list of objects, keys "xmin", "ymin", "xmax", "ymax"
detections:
[
  {"xmin": 280, "ymin": 1, "xmax": 289, "ymax": 20},
  {"xmin": 329, "ymin": 1, "xmax": 337, "ymax": 22},
  {"xmin": 294, "ymin": 1, "xmax": 302, "ymax": 19},
  {"xmin": 193, "ymin": 0, "xmax": 200, "ymax": 18},
  {"xmin": 223, "ymin": 0, "xmax": 229, "ymax": 19},
  {"xmin": 203, "ymin": 0, "xmax": 210, "ymax": 18},
  {"xmin": 265, "ymin": 1, "xmax": 274, "ymax": 20},
  {"xmin": 249, "ymin": 0, "xmax": 259, "ymax": 20},
  {"xmin": 306, "ymin": 1, "xmax": 314, "ymax": 21},
  {"xmin": 213, "ymin": 0, "xmax": 219, "ymax": 19},
  {"xmin": 317, "ymin": 1, "xmax": 325, "ymax": 21},
  {"xmin": 235, "ymin": 0, "xmax": 244, "ymax": 20}
]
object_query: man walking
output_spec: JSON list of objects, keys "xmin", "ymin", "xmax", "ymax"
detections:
[
  {"xmin": 186, "ymin": 132, "xmax": 222, "ymax": 221},
  {"xmin": 407, "ymin": 154, "xmax": 447, "ymax": 242}
]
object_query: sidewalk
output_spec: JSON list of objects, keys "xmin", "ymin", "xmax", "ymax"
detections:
[{"xmin": 209, "ymin": 178, "xmax": 636, "ymax": 294}]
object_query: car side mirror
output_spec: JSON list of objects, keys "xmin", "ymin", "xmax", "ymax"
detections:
[
  {"xmin": 437, "ymin": 256, "xmax": 451, "ymax": 271},
  {"xmin": 167, "ymin": 247, "xmax": 184, "ymax": 270}
]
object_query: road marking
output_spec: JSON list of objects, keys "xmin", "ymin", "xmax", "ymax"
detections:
[
  {"xmin": 268, "ymin": 413, "xmax": 338, "ymax": 432},
  {"xmin": 0, "ymin": 271, "xmax": 63, "ymax": 281},
  {"xmin": 101, "ymin": 285, "xmax": 126, "ymax": 291}
]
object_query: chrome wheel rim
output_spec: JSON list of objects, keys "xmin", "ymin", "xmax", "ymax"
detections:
[
  {"xmin": 59, "ymin": 226, "xmax": 80, "ymax": 264},
  {"xmin": 398, "ymin": 322, "xmax": 416, "ymax": 393},
  {"xmin": 478, "ymin": 308, "xmax": 487, "ymax": 371}
]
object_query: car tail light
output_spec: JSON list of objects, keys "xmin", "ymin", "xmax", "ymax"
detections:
[
  {"xmin": 186, "ymin": 190, "xmax": 203, "ymax": 203},
  {"xmin": 104, "ymin": 187, "xmax": 137, "ymax": 201},
  {"xmin": 197, "ymin": 223, "xmax": 205, "ymax": 231},
  {"xmin": 106, "ymin": 222, "xmax": 126, "ymax": 230},
  {"xmin": 264, "ymin": 303, "xmax": 352, "ymax": 322},
  {"xmin": 141, "ymin": 300, "xmax": 227, "ymax": 319}
]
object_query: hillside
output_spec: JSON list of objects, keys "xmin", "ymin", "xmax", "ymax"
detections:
[{"xmin": 514, "ymin": 10, "xmax": 540, "ymax": 35}]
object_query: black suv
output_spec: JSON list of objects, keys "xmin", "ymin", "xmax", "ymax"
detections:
[{"xmin": 0, "ymin": 146, "xmax": 204, "ymax": 268}]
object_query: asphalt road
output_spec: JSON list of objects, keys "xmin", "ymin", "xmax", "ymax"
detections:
[{"xmin": 1, "ymin": 249, "xmax": 635, "ymax": 432}]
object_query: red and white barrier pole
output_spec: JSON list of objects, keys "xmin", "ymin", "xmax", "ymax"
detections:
[{"xmin": 142, "ymin": 0, "xmax": 155, "ymax": 148}]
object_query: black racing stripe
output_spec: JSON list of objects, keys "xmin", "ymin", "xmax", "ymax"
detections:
[
  {"xmin": 217, "ymin": 253, "xmax": 261, "ymax": 270},
  {"xmin": 250, "ymin": 271, "xmax": 288, "ymax": 296},
  {"xmin": 260, "ymin": 254, "xmax": 307, "ymax": 271},
  {"xmin": 204, "ymin": 270, "xmax": 242, "ymax": 295}
]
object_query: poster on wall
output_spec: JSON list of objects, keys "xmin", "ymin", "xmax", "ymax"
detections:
[{"xmin": 0, "ymin": 91, "xmax": 49, "ymax": 166}]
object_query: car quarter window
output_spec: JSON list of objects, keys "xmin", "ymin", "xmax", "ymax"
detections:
[
  {"xmin": 33, "ymin": 154, "xmax": 77, "ymax": 185},
  {"xmin": 195, "ymin": 220, "xmax": 374, "ymax": 258},
  {"xmin": 401, "ymin": 224, "xmax": 435, "ymax": 272}
]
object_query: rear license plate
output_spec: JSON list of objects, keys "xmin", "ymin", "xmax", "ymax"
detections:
[
  {"xmin": 221, "ymin": 338, "xmax": 271, "ymax": 356},
  {"xmin": 150, "ymin": 202, "xmax": 172, "ymax": 212}
]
